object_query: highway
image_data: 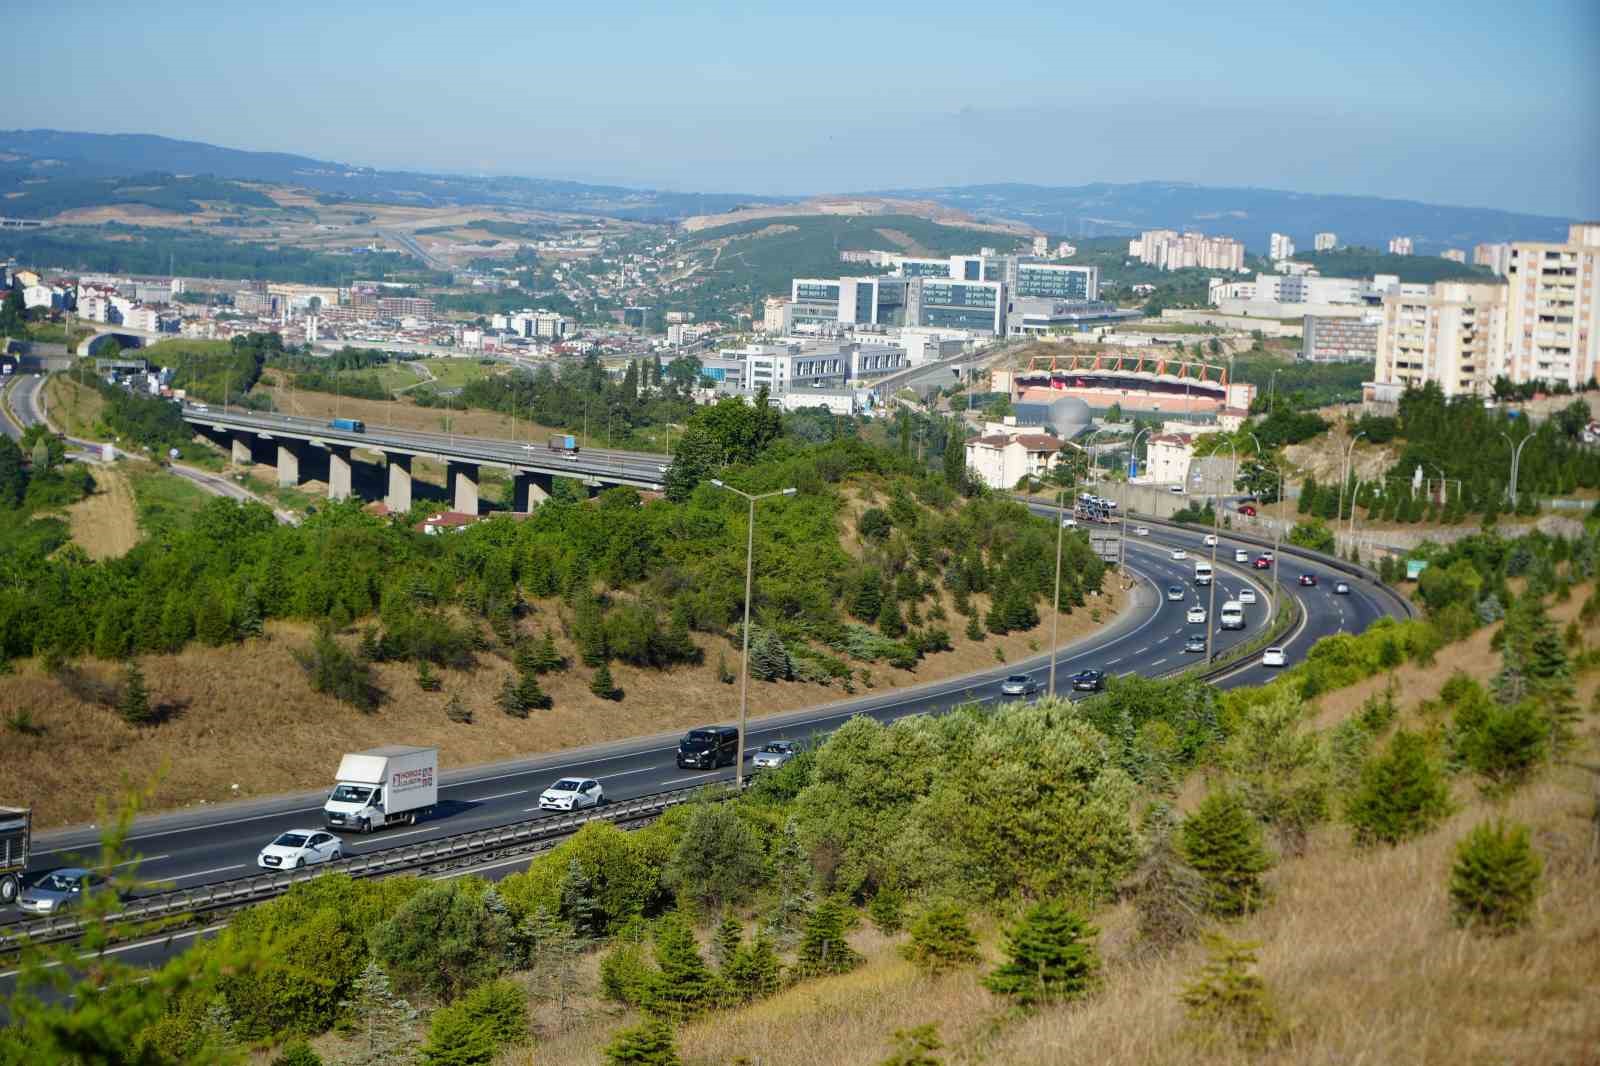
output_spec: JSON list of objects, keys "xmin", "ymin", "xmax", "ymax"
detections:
[{"xmin": 0, "ymin": 514, "xmax": 1401, "ymax": 996}]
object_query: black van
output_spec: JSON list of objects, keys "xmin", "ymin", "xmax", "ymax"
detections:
[{"xmin": 677, "ymin": 726, "xmax": 739, "ymax": 769}]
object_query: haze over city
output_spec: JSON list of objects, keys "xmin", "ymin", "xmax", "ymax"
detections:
[{"xmin": 7, "ymin": 0, "xmax": 1598, "ymax": 215}]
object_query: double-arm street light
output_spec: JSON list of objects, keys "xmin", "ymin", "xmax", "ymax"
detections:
[
  {"xmin": 1499, "ymin": 430, "xmax": 1535, "ymax": 506},
  {"xmin": 1335, "ymin": 431, "xmax": 1366, "ymax": 547},
  {"xmin": 709, "ymin": 479, "xmax": 797, "ymax": 787},
  {"xmin": 1245, "ymin": 432, "xmax": 1283, "ymax": 610},
  {"xmin": 1203, "ymin": 438, "xmax": 1237, "ymax": 663}
]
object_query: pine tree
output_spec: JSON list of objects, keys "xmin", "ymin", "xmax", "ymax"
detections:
[
  {"xmin": 341, "ymin": 960, "xmax": 420, "ymax": 1066},
  {"xmin": 416, "ymin": 661, "xmax": 441, "ymax": 692},
  {"xmin": 901, "ymin": 903, "xmax": 980, "ymax": 974},
  {"xmin": 532, "ymin": 630, "xmax": 565, "ymax": 673},
  {"xmin": 867, "ymin": 887, "xmax": 905, "ymax": 935},
  {"xmin": 712, "ymin": 910, "xmax": 743, "ymax": 971},
  {"xmin": 517, "ymin": 669, "xmax": 553, "ymax": 710},
  {"xmin": 1131, "ymin": 812, "xmax": 1206, "ymax": 952},
  {"xmin": 591, "ymin": 662, "xmax": 621, "ymax": 700},
  {"xmin": 558, "ymin": 859, "xmax": 601, "ymax": 938},
  {"xmin": 1180, "ymin": 935, "xmax": 1279, "ymax": 1051},
  {"xmin": 983, "ymin": 901, "xmax": 1100, "ymax": 1006},
  {"xmin": 765, "ymin": 820, "xmax": 813, "ymax": 946},
  {"xmin": 359, "ymin": 626, "xmax": 383, "ymax": 662},
  {"xmin": 642, "ymin": 912, "xmax": 722, "ymax": 1020},
  {"xmin": 603, "ymin": 1018, "xmax": 682, "ymax": 1066},
  {"xmin": 1449, "ymin": 819, "xmax": 1542, "ymax": 934},
  {"xmin": 852, "ymin": 575, "xmax": 882, "ymax": 621},
  {"xmin": 964, "ymin": 612, "xmax": 984, "ymax": 642},
  {"xmin": 877, "ymin": 1025, "xmax": 944, "ymax": 1066},
  {"xmin": 270, "ymin": 1041, "xmax": 323, "ymax": 1066},
  {"xmin": 792, "ymin": 897, "xmax": 863, "ymax": 978},
  {"xmin": 118, "ymin": 661, "xmax": 152, "ymax": 725},
  {"xmin": 877, "ymin": 594, "xmax": 906, "ymax": 637},
  {"xmin": 1345, "ymin": 730, "xmax": 1453, "ymax": 846},
  {"xmin": 723, "ymin": 934, "xmax": 781, "ymax": 1003},
  {"xmin": 1181, "ymin": 789, "xmax": 1272, "ymax": 917},
  {"xmin": 498, "ymin": 675, "xmax": 529, "ymax": 718}
]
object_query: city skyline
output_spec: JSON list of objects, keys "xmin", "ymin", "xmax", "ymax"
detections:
[{"xmin": 7, "ymin": 1, "xmax": 1597, "ymax": 218}]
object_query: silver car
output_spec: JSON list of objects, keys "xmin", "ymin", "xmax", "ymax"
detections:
[
  {"xmin": 752, "ymin": 740, "xmax": 800, "ymax": 770},
  {"xmin": 17, "ymin": 868, "xmax": 110, "ymax": 916},
  {"xmin": 999, "ymin": 674, "xmax": 1040, "ymax": 698}
]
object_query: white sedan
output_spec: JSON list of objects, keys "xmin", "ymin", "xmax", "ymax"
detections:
[
  {"xmin": 1186, "ymin": 606, "xmax": 1208, "ymax": 625},
  {"xmin": 1135, "ymin": 526, "xmax": 1150, "ymax": 537},
  {"xmin": 1204, "ymin": 534, "xmax": 1218, "ymax": 546},
  {"xmin": 1238, "ymin": 587, "xmax": 1257, "ymax": 605},
  {"xmin": 258, "ymin": 829, "xmax": 344, "ymax": 870},
  {"xmin": 539, "ymin": 778, "xmax": 604, "ymax": 811},
  {"xmin": 1262, "ymin": 647, "xmax": 1287, "ymax": 668},
  {"xmin": 1170, "ymin": 548, "xmax": 1187, "ymax": 560}
]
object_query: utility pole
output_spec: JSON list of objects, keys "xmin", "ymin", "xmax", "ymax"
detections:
[
  {"xmin": 1048, "ymin": 485, "xmax": 1066, "ymax": 698},
  {"xmin": 1205, "ymin": 439, "xmax": 1236, "ymax": 663}
]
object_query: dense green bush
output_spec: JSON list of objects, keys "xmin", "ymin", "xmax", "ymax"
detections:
[
  {"xmin": 901, "ymin": 903, "xmax": 980, "ymax": 974},
  {"xmin": 1449, "ymin": 819, "xmax": 1542, "ymax": 934},
  {"xmin": 1181, "ymin": 789, "xmax": 1272, "ymax": 917},
  {"xmin": 421, "ymin": 979, "xmax": 528, "ymax": 1066},
  {"xmin": 984, "ymin": 902, "xmax": 1100, "ymax": 1006},
  {"xmin": 1345, "ymin": 730, "xmax": 1454, "ymax": 846},
  {"xmin": 368, "ymin": 880, "xmax": 509, "ymax": 1002}
]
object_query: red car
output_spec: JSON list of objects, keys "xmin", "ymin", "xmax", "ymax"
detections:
[
  {"xmin": 1238, "ymin": 504, "xmax": 1258, "ymax": 517},
  {"xmin": 1298, "ymin": 573, "xmax": 1318, "ymax": 587},
  {"xmin": 1253, "ymin": 556, "xmax": 1272, "ymax": 570}
]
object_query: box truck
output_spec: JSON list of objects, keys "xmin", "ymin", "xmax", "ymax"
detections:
[
  {"xmin": 0, "ymin": 806, "xmax": 30, "ymax": 906},
  {"xmin": 329, "ymin": 418, "xmax": 366, "ymax": 433},
  {"xmin": 548, "ymin": 434, "xmax": 579, "ymax": 454},
  {"xmin": 323, "ymin": 746, "xmax": 437, "ymax": 833}
]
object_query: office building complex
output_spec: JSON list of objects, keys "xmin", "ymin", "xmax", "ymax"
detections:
[
  {"xmin": 1302, "ymin": 314, "xmax": 1381, "ymax": 363},
  {"xmin": 1314, "ymin": 232, "xmax": 1338, "ymax": 252},
  {"xmin": 1008, "ymin": 261, "xmax": 1099, "ymax": 301},
  {"xmin": 1501, "ymin": 223, "xmax": 1600, "ymax": 390},
  {"xmin": 1269, "ymin": 233, "xmax": 1296, "ymax": 260}
]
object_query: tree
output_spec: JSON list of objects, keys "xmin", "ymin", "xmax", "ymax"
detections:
[
  {"xmin": 666, "ymin": 802, "xmax": 766, "ymax": 913},
  {"xmin": 876, "ymin": 1025, "xmax": 944, "ymax": 1066},
  {"xmin": 1451, "ymin": 696, "xmax": 1548, "ymax": 792},
  {"xmin": 1129, "ymin": 811, "xmax": 1206, "ymax": 952},
  {"xmin": 341, "ymin": 961, "xmax": 420, "ymax": 1066},
  {"xmin": 867, "ymin": 887, "xmax": 905, "ymax": 935},
  {"xmin": 1181, "ymin": 789, "xmax": 1272, "ymax": 917},
  {"xmin": 983, "ymin": 901, "xmax": 1100, "ymax": 1006},
  {"xmin": 1345, "ymin": 730, "xmax": 1454, "ymax": 846},
  {"xmin": 603, "ymin": 1018, "xmax": 682, "ymax": 1066},
  {"xmin": 1180, "ymin": 935, "xmax": 1280, "ymax": 1051},
  {"xmin": 712, "ymin": 910, "xmax": 743, "ymax": 972},
  {"xmin": 119, "ymin": 660, "xmax": 153, "ymax": 725},
  {"xmin": 641, "ymin": 912, "xmax": 722, "ymax": 1020},
  {"xmin": 270, "ymin": 1041, "xmax": 323, "ymax": 1066},
  {"xmin": 1449, "ymin": 819, "xmax": 1542, "ymax": 934},
  {"xmin": 421, "ymin": 978, "xmax": 528, "ymax": 1066},
  {"xmin": 792, "ymin": 897, "xmax": 863, "ymax": 978},
  {"xmin": 722, "ymin": 934, "xmax": 781, "ymax": 1003},
  {"xmin": 942, "ymin": 420, "xmax": 967, "ymax": 488},
  {"xmin": 530, "ymin": 630, "xmax": 564, "ymax": 673},
  {"xmin": 0, "ymin": 287, "xmax": 25, "ymax": 337},
  {"xmin": 1222, "ymin": 690, "xmax": 1328, "ymax": 854},
  {"xmin": 590, "ymin": 661, "xmax": 621, "ymax": 700},
  {"xmin": 901, "ymin": 903, "xmax": 980, "ymax": 974},
  {"xmin": 369, "ymin": 881, "xmax": 503, "ymax": 1002}
]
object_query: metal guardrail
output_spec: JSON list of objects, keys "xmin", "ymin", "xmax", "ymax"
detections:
[{"xmin": 2, "ymin": 781, "xmax": 737, "ymax": 951}]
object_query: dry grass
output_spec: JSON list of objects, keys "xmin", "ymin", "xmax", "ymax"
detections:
[
  {"xmin": 62, "ymin": 463, "xmax": 139, "ymax": 559},
  {"xmin": 43, "ymin": 374, "xmax": 106, "ymax": 439},
  {"xmin": 1, "ymin": 580, "xmax": 1125, "ymax": 829}
]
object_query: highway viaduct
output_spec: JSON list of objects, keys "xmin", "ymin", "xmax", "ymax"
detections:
[{"xmin": 182, "ymin": 408, "xmax": 669, "ymax": 515}]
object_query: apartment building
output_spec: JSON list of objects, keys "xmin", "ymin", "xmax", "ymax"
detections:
[
  {"xmin": 1441, "ymin": 249, "xmax": 1467, "ymax": 264},
  {"xmin": 1474, "ymin": 243, "xmax": 1512, "ymax": 277},
  {"xmin": 1373, "ymin": 281, "xmax": 1506, "ymax": 398},
  {"xmin": 1130, "ymin": 230, "xmax": 1247, "ymax": 273},
  {"xmin": 1501, "ymin": 223, "xmax": 1600, "ymax": 389},
  {"xmin": 1269, "ymin": 233, "xmax": 1296, "ymax": 260},
  {"xmin": 1314, "ymin": 232, "xmax": 1338, "ymax": 252},
  {"xmin": 378, "ymin": 296, "xmax": 435, "ymax": 319},
  {"xmin": 1389, "ymin": 237, "xmax": 1414, "ymax": 256},
  {"xmin": 964, "ymin": 431, "xmax": 1064, "ymax": 490},
  {"xmin": 1302, "ymin": 314, "xmax": 1381, "ymax": 362}
]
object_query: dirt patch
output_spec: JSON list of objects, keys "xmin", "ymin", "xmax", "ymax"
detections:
[
  {"xmin": 62, "ymin": 463, "xmax": 139, "ymax": 559},
  {"xmin": 1, "ymin": 578, "xmax": 1126, "ymax": 829},
  {"xmin": 872, "ymin": 228, "xmax": 930, "ymax": 255}
]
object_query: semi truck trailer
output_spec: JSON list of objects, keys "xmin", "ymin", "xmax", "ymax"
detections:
[
  {"xmin": 0, "ymin": 806, "xmax": 30, "ymax": 906},
  {"xmin": 323, "ymin": 746, "xmax": 437, "ymax": 833}
]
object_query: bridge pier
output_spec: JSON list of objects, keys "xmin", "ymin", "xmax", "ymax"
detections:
[
  {"xmin": 230, "ymin": 432, "xmax": 253, "ymax": 466},
  {"xmin": 327, "ymin": 445, "xmax": 354, "ymax": 502},
  {"xmin": 276, "ymin": 441, "xmax": 303, "ymax": 488},
  {"xmin": 385, "ymin": 453, "xmax": 413, "ymax": 514},
  {"xmin": 512, "ymin": 471, "xmax": 552, "ymax": 512},
  {"xmin": 448, "ymin": 461, "xmax": 480, "ymax": 515}
]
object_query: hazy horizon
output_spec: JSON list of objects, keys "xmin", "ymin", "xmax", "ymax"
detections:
[{"xmin": 9, "ymin": 1, "xmax": 1598, "ymax": 217}]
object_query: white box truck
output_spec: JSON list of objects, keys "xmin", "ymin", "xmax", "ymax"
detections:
[
  {"xmin": 1194, "ymin": 560, "xmax": 1214, "ymax": 586},
  {"xmin": 323, "ymin": 746, "xmax": 438, "ymax": 834}
]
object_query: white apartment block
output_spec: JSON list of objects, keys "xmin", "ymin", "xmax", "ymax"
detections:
[
  {"xmin": 1389, "ymin": 236, "xmax": 1414, "ymax": 256},
  {"xmin": 1374, "ymin": 281, "xmax": 1506, "ymax": 398},
  {"xmin": 1314, "ymin": 232, "xmax": 1338, "ymax": 252},
  {"xmin": 1131, "ymin": 230, "xmax": 1247, "ymax": 273},
  {"xmin": 964, "ymin": 432, "xmax": 1064, "ymax": 490},
  {"xmin": 1441, "ymin": 249, "xmax": 1467, "ymax": 263},
  {"xmin": 1473, "ymin": 243, "xmax": 1512, "ymax": 277},
  {"xmin": 1502, "ymin": 223, "xmax": 1600, "ymax": 389},
  {"xmin": 1269, "ymin": 233, "xmax": 1296, "ymax": 260}
]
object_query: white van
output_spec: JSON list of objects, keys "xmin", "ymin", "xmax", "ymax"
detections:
[
  {"xmin": 1219, "ymin": 601, "xmax": 1245, "ymax": 630},
  {"xmin": 1193, "ymin": 561, "xmax": 1214, "ymax": 586}
]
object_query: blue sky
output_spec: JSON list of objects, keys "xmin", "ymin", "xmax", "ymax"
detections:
[{"xmin": 10, "ymin": 0, "xmax": 1598, "ymax": 216}]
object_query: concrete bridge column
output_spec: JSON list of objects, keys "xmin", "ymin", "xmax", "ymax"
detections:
[
  {"xmin": 276, "ymin": 441, "xmax": 303, "ymax": 488},
  {"xmin": 327, "ymin": 445, "xmax": 354, "ymax": 502},
  {"xmin": 385, "ymin": 453, "xmax": 413, "ymax": 514},
  {"xmin": 230, "ymin": 431, "xmax": 253, "ymax": 466},
  {"xmin": 448, "ymin": 461, "xmax": 480, "ymax": 515},
  {"xmin": 512, "ymin": 471, "xmax": 552, "ymax": 512}
]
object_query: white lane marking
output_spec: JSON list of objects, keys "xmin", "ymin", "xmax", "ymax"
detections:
[
  {"xmin": 1135, "ymin": 646, "xmax": 1150, "ymax": 653},
  {"xmin": 603, "ymin": 765, "xmax": 668, "ymax": 779},
  {"xmin": 1118, "ymin": 670, "xmax": 1136, "ymax": 678},
  {"xmin": 1104, "ymin": 656, "xmax": 1122, "ymax": 665},
  {"xmin": 1152, "ymin": 658, "xmax": 1168, "ymax": 666},
  {"xmin": 349, "ymin": 826, "xmax": 434, "ymax": 842},
  {"xmin": 109, "ymin": 854, "xmax": 168, "ymax": 869},
  {"xmin": 0, "ymin": 922, "xmax": 231, "ymax": 979},
  {"xmin": 168, "ymin": 863, "xmax": 245, "ymax": 881},
  {"xmin": 465, "ymin": 790, "xmax": 527, "ymax": 802}
]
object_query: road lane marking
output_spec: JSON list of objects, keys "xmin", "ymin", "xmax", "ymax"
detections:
[
  {"xmin": 349, "ymin": 826, "xmax": 434, "ymax": 842},
  {"xmin": 465, "ymin": 790, "xmax": 527, "ymax": 802},
  {"xmin": 168, "ymin": 863, "xmax": 246, "ymax": 881},
  {"xmin": 1104, "ymin": 656, "xmax": 1121, "ymax": 665}
]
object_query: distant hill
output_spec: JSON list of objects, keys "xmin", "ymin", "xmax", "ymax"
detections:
[
  {"xmin": 880, "ymin": 181, "xmax": 1573, "ymax": 255},
  {"xmin": 0, "ymin": 129, "xmax": 789, "ymax": 221}
]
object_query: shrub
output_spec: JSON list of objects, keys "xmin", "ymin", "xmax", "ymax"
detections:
[
  {"xmin": 983, "ymin": 901, "xmax": 1100, "ymax": 1006},
  {"xmin": 1345, "ymin": 730, "xmax": 1454, "ymax": 846},
  {"xmin": 665, "ymin": 803, "xmax": 765, "ymax": 913},
  {"xmin": 295, "ymin": 631, "xmax": 380, "ymax": 712},
  {"xmin": 270, "ymin": 1041, "xmax": 322, "ymax": 1066},
  {"xmin": 598, "ymin": 939, "xmax": 653, "ymax": 1006},
  {"xmin": 723, "ymin": 935, "xmax": 782, "ymax": 1004},
  {"xmin": 1130, "ymin": 812, "xmax": 1206, "ymax": 952},
  {"xmin": 1181, "ymin": 789, "xmax": 1271, "ymax": 917},
  {"xmin": 1180, "ymin": 935, "xmax": 1280, "ymax": 1051},
  {"xmin": 1449, "ymin": 820, "xmax": 1542, "ymax": 934},
  {"xmin": 422, "ymin": 979, "xmax": 528, "ymax": 1066},
  {"xmin": 791, "ymin": 897, "xmax": 863, "ymax": 978},
  {"xmin": 1452, "ymin": 698, "xmax": 1548, "ymax": 792},
  {"xmin": 444, "ymin": 694, "xmax": 473, "ymax": 724},
  {"xmin": 118, "ymin": 661, "xmax": 152, "ymax": 726},
  {"xmin": 368, "ymin": 881, "xmax": 505, "ymax": 1002},
  {"xmin": 590, "ymin": 661, "xmax": 621, "ymax": 700},
  {"xmin": 604, "ymin": 1018, "xmax": 682, "ymax": 1066},
  {"xmin": 901, "ymin": 903, "xmax": 980, "ymax": 975},
  {"xmin": 867, "ymin": 887, "xmax": 906, "ymax": 935},
  {"xmin": 877, "ymin": 1024, "xmax": 944, "ymax": 1066},
  {"xmin": 640, "ymin": 913, "xmax": 722, "ymax": 1020}
]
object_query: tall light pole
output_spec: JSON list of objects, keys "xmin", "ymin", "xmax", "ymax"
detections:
[
  {"xmin": 1246, "ymin": 431, "xmax": 1281, "ymax": 611},
  {"xmin": 709, "ymin": 479, "xmax": 797, "ymax": 787},
  {"xmin": 1203, "ymin": 438, "xmax": 1236, "ymax": 662},
  {"xmin": 1120, "ymin": 426, "xmax": 1152, "ymax": 571},
  {"xmin": 1499, "ymin": 430, "xmax": 1535, "ymax": 507},
  {"xmin": 1336, "ymin": 431, "xmax": 1366, "ymax": 546},
  {"xmin": 1048, "ymin": 483, "xmax": 1067, "ymax": 699}
]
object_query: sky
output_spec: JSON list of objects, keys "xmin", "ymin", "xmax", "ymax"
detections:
[{"xmin": 9, "ymin": 0, "xmax": 1599, "ymax": 217}]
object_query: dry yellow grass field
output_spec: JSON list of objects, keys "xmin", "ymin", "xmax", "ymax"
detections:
[
  {"xmin": 63, "ymin": 463, "xmax": 139, "ymax": 559},
  {"xmin": 0, "ymin": 582, "xmax": 1123, "ymax": 829}
]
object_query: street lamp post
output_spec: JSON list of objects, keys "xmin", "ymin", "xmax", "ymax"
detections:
[
  {"xmin": 1119, "ymin": 427, "xmax": 1152, "ymax": 571},
  {"xmin": 1336, "ymin": 431, "xmax": 1366, "ymax": 550},
  {"xmin": 1246, "ymin": 432, "xmax": 1282, "ymax": 611},
  {"xmin": 1204, "ymin": 438, "xmax": 1236, "ymax": 662},
  {"xmin": 1048, "ymin": 484, "xmax": 1067, "ymax": 699},
  {"xmin": 709, "ymin": 479, "xmax": 797, "ymax": 787},
  {"xmin": 1499, "ymin": 430, "xmax": 1535, "ymax": 507}
]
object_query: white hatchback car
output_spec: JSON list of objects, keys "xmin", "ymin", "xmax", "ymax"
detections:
[
  {"xmin": 1171, "ymin": 548, "xmax": 1187, "ymax": 560},
  {"xmin": 1186, "ymin": 605, "xmax": 1208, "ymax": 624},
  {"xmin": 258, "ymin": 829, "xmax": 344, "ymax": 870},
  {"xmin": 1135, "ymin": 526, "xmax": 1150, "ymax": 536},
  {"xmin": 1262, "ymin": 647, "xmax": 1287, "ymax": 668},
  {"xmin": 539, "ymin": 778, "xmax": 604, "ymax": 811},
  {"xmin": 1238, "ymin": 587, "xmax": 1257, "ymax": 605},
  {"xmin": 1235, "ymin": 548, "xmax": 1250, "ymax": 563}
]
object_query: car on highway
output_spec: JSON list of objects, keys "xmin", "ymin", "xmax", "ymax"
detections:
[
  {"xmin": 658, "ymin": 464, "xmax": 670, "ymax": 474},
  {"xmin": 1261, "ymin": 550, "xmax": 1275, "ymax": 561},
  {"xmin": 1238, "ymin": 587, "xmax": 1257, "ymax": 605},
  {"xmin": 1235, "ymin": 549, "xmax": 1250, "ymax": 563},
  {"xmin": 190, "ymin": 403, "xmax": 209, "ymax": 412},
  {"xmin": 538, "ymin": 778, "xmax": 604, "ymax": 811},
  {"xmin": 1298, "ymin": 573, "xmax": 1318, "ymax": 587},
  {"xmin": 1135, "ymin": 526, "xmax": 1150, "ymax": 536},
  {"xmin": 752, "ymin": 740, "xmax": 801, "ymax": 770},
  {"xmin": 1060, "ymin": 516, "xmax": 1077, "ymax": 528},
  {"xmin": 17, "ymin": 868, "xmax": 111, "ymax": 915},
  {"xmin": 1168, "ymin": 485, "xmax": 1184, "ymax": 494},
  {"xmin": 1184, "ymin": 634, "xmax": 1208, "ymax": 654},
  {"xmin": 1253, "ymin": 556, "xmax": 1272, "ymax": 570},
  {"xmin": 257, "ymin": 829, "xmax": 344, "ymax": 871},
  {"xmin": 1262, "ymin": 647, "xmax": 1287, "ymax": 668},
  {"xmin": 1166, "ymin": 585, "xmax": 1186, "ymax": 602},
  {"xmin": 1070, "ymin": 669, "xmax": 1106, "ymax": 692},
  {"xmin": 1334, "ymin": 581, "xmax": 1351, "ymax": 595},
  {"xmin": 999, "ymin": 674, "xmax": 1040, "ymax": 698},
  {"xmin": 521, "ymin": 444, "xmax": 538, "ymax": 451},
  {"xmin": 1204, "ymin": 534, "xmax": 1218, "ymax": 546},
  {"xmin": 1170, "ymin": 548, "xmax": 1187, "ymax": 560},
  {"xmin": 1186, "ymin": 605, "xmax": 1207, "ymax": 624},
  {"xmin": 1238, "ymin": 504, "xmax": 1258, "ymax": 516},
  {"xmin": 677, "ymin": 726, "xmax": 739, "ymax": 769}
]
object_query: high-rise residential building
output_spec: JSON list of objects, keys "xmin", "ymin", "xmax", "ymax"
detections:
[
  {"xmin": 1302, "ymin": 314, "xmax": 1381, "ymax": 362},
  {"xmin": 1313, "ymin": 232, "xmax": 1338, "ymax": 252},
  {"xmin": 1131, "ymin": 230, "xmax": 1246, "ymax": 273},
  {"xmin": 1374, "ymin": 281, "xmax": 1506, "ymax": 398},
  {"xmin": 1502, "ymin": 223, "xmax": 1600, "ymax": 390},
  {"xmin": 1032, "ymin": 235, "xmax": 1049, "ymax": 256},
  {"xmin": 1388, "ymin": 236, "xmax": 1414, "ymax": 256},
  {"xmin": 1269, "ymin": 233, "xmax": 1296, "ymax": 260},
  {"xmin": 761, "ymin": 296, "xmax": 790, "ymax": 333},
  {"xmin": 1441, "ymin": 249, "xmax": 1467, "ymax": 263},
  {"xmin": 1473, "ymin": 242, "xmax": 1513, "ymax": 277}
]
